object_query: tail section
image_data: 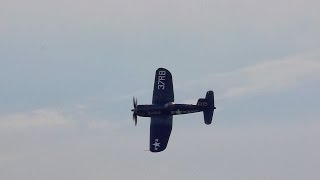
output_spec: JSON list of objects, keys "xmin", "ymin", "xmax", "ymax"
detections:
[{"xmin": 197, "ymin": 91, "xmax": 216, "ymax": 125}]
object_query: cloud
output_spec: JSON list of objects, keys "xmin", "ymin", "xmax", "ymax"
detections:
[
  {"xmin": 0, "ymin": 109, "xmax": 75, "ymax": 130},
  {"xmin": 219, "ymin": 51, "xmax": 320, "ymax": 98},
  {"xmin": 178, "ymin": 50, "xmax": 320, "ymax": 100},
  {"xmin": 0, "ymin": 116, "xmax": 319, "ymax": 180},
  {"xmin": 167, "ymin": 119, "xmax": 320, "ymax": 180}
]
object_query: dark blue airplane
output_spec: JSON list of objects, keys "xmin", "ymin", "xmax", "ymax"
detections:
[{"xmin": 132, "ymin": 68, "xmax": 216, "ymax": 152}]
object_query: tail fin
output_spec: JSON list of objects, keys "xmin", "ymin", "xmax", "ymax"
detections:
[{"xmin": 197, "ymin": 91, "xmax": 216, "ymax": 125}]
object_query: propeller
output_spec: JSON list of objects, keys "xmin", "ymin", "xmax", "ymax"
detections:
[{"xmin": 132, "ymin": 97, "xmax": 138, "ymax": 126}]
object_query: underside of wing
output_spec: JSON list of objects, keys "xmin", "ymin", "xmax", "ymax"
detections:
[
  {"xmin": 152, "ymin": 68, "xmax": 174, "ymax": 105},
  {"xmin": 150, "ymin": 116, "xmax": 173, "ymax": 152}
]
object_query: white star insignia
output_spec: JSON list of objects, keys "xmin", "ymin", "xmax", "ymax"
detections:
[
  {"xmin": 153, "ymin": 139, "xmax": 161, "ymax": 150},
  {"xmin": 176, "ymin": 109, "xmax": 181, "ymax": 115}
]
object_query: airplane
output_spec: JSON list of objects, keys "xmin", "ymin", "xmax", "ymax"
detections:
[{"xmin": 131, "ymin": 68, "xmax": 216, "ymax": 152}]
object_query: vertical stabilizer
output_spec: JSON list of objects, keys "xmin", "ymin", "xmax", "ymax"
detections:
[{"xmin": 202, "ymin": 91, "xmax": 215, "ymax": 125}]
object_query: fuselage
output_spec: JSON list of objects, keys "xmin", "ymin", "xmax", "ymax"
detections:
[{"xmin": 134, "ymin": 103, "xmax": 202, "ymax": 117}]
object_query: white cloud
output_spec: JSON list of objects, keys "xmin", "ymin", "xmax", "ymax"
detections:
[
  {"xmin": 218, "ymin": 51, "xmax": 320, "ymax": 98},
  {"xmin": 0, "ymin": 109, "xmax": 75, "ymax": 130},
  {"xmin": 177, "ymin": 50, "xmax": 320, "ymax": 100},
  {"xmin": 167, "ymin": 119, "xmax": 320, "ymax": 180},
  {"xmin": 0, "ymin": 116, "xmax": 319, "ymax": 180}
]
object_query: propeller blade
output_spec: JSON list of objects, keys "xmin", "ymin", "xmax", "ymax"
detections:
[
  {"xmin": 132, "ymin": 97, "xmax": 138, "ymax": 126},
  {"xmin": 135, "ymin": 97, "xmax": 137, "ymax": 108},
  {"xmin": 133, "ymin": 97, "xmax": 138, "ymax": 108},
  {"xmin": 133, "ymin": 97, "xmax": 136, "ymax": 108},
  {"xmin": 134, "ymin": 115, "xmax": 137, "ymax": 126},
  {"xmin": 132, "ymin": 113, "xmax": 137, "ymax": 126}
]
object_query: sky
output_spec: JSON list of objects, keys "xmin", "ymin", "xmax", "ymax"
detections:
[{"xmin": 1, "ymin": 0, "xmax": 320, "ymax": 179}]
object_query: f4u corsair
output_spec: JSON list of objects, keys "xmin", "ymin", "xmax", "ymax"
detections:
[{"xmin": 132, "ymin": 68, "xmax": 216, "ymax": 153}]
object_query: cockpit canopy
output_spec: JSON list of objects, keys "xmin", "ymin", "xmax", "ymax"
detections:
[{"xmin": 164, "ymin": 102, "xmax": 175, "ymax": 108}]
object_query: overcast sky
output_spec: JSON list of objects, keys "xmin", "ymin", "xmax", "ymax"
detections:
[{"xmin": 1, "ymin": 0, "xmax": 320, "ymax": 179}]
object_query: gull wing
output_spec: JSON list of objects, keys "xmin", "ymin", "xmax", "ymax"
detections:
[
  {"xmin": 152, "ymin": 68, "xmax": 174, "ymax": 105},
  {"xmin": 149, "ymin": 115, "xmax": 173, "ymax": 152}
]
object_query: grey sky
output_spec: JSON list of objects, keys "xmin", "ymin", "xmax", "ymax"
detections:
[{"xmin": 1, "ymin": 0, "xmax": 320, "ymax": 179}]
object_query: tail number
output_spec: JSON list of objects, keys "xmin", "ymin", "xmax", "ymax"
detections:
[
  {"xmin": 158, "ymin": 71, "xmax": 166, "ymax": 90},
  {"xmin": 197, "ymin": 102, "xmax": 208, "ymax": 107}
]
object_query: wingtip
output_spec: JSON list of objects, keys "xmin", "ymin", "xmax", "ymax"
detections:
[
  {"xmin": 155, "ymin": 68, "xmax": 172, "ymax": 77},
  {"xmin": 157, "ymin": 67, "xmax": 170, "ymax": 71}
]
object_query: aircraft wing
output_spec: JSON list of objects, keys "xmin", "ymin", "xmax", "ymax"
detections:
[
  {"xmin": 150, "ymin": 115, "xmax": 173, "ymax": 152},
  {"xmin": 152, "ymin": 68, "xmax": 174, "ymax": 105}
]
